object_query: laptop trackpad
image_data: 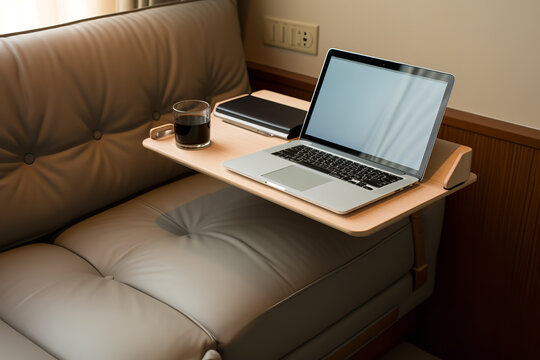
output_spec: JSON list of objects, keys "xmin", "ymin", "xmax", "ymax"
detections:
[{"xmin": 263, "ymin": 165, "xmax": 331, "ymax": 191}]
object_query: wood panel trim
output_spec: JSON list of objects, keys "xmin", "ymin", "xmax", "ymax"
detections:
[
  {"xmin": 246, "ymin": 61, "xmax": 540, "ymax": 149},
  {"xmin": 443, "ymin": 108, "xmax": 540, "ymax": 149},
  {"xmin": 324, "ymin": 308, "xmax": 399, "ymax": 360}
]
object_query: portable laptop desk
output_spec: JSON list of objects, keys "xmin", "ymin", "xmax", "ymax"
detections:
[{"xmin": 143, "ymin": 90, "xmax": 476, "ymax": 237}]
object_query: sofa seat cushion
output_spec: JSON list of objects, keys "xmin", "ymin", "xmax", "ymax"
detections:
[
  {"xmin": 0, "ymin": 242, "xmax": 216, "ymax": 360},
  {"xmin": 0, "ymin": 320, "xmax": 56, "ymax": 360},
  {"xmin": 51, "ymin": 174, "xmax": 416, "ymax": 359}
]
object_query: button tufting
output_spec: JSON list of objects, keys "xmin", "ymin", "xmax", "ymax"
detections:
[
  {"xmin": 152, "ymin": 111, "xmax": 161, "ymax": 121},
  {"xmin": 103, "ymin": 275, "xmax": 114, "ymax": 280},
  {"xmin": 93, "ymin": 130, "xmax": 102, "ymax": 140},
  {"xmin": 23, "ymin": 153, "xmax": 35, "ymax": 165}
]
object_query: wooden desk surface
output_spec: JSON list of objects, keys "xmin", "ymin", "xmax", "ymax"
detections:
[{"xmin": 143, "ymin": 90, "xmax": 476, "ymax": 236}]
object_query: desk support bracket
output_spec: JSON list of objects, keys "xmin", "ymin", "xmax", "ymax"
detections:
[{"xmin": 410, "ymin": 210, "xmax": 428, "ymax": 291}]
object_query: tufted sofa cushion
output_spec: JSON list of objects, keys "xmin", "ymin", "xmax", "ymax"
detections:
[
  {"xmin": 0, "ymin": 242, "xmax": 216, "ymax": 360},
  {"xmin": 0, "ymin": 0, "xmax": 250, "ymax": 249},
  {"xmin": 64, "ymin": 175, "xmax": 444, "ymax": 359},
  {"xmin": 0, "ymin": 174, "xmax": 444, "ymax": 359}
]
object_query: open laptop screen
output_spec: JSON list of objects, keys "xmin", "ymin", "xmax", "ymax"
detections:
[{"xmin": 301, "ymin": 49, "xmax": 454, "ymax": 178}]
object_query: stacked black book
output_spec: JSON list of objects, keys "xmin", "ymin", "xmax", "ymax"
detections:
[{"xmin": 214, "ymin": 95, "xmax": 307, "ymax": 139}]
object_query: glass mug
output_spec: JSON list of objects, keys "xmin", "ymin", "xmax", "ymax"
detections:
[{"xmin": 173, "ymin": 100, "xmax": 211, "ymax": 149}]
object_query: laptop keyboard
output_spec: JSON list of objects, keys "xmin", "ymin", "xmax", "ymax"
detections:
[{"xmin": 272, "ymin": 145, "xmax": 402, "ymax": 190}]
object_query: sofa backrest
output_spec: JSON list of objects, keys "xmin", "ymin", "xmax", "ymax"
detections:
[{"xmin": 0, "ymin": 0, "xmax": 250, "ymax": 249}]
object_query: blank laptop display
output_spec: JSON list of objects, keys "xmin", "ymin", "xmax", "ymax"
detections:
[{"xmin": 223, "ymin": 48, "xmax": 454, "ymax": 214}]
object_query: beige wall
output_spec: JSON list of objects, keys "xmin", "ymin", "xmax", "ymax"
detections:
[{"xmin": 239, "ymin": 0, "xmax": 540, "ymax": 130}]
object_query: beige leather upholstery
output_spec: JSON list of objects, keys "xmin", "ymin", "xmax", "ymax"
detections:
[
  {"xmin": 0, "ymin": 242, "xmax": 215, "ymax": 360},
  {"xmin": 0, "ymin": 0, "xmax": 249, "ymax": 249},
  {"xmin": 0, "ymin": 320, "xmax": 56, "ymax": 360},
  {"xmin": 55, "ymin": 175, "xmax": 415, "ymax": 356},
  {"xmin": 0, "ymin": 173, "xmax": 445, "ymax": 359}
]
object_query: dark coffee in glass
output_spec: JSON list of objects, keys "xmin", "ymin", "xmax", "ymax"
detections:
[{"xmin": 173, "ymin": 100, "xmax": 211, "ymax": 149}]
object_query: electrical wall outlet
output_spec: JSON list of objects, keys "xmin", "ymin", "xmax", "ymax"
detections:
[{"xmin": 263, "ymin": 16, "xmax": 319, "ymax": 55}]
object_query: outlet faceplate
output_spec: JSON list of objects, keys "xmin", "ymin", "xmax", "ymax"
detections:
[{"xmin": 263, "ymin": 16, "xmax": 319, "ymax": 55}]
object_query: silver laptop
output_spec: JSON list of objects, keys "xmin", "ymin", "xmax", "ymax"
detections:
[{"xmin": 223, "ymin": 48, "xmax": 454, "ymax": 214}]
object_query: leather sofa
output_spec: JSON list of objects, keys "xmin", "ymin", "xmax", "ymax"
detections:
[{"xmin": 0, "ymin": 1, "xmax": 445, "ymax": 359}]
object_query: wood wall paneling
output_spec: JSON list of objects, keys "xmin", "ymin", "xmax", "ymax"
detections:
[
  {"xmin": 423, "ymin": 124, "xmax": 540, "ymax": 359},
  {"xmin": 246, "ymin": 62, "xmax": 540, "ymax": 360}
]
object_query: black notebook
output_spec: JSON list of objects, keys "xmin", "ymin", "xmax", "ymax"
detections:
[{"xmin": 214, "ymin": 95, "xmax": 306, "ymax": 139}]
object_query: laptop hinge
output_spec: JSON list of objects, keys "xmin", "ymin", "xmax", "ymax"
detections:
[{"xmin": 410, "ymin": 210, "xmax": 428, "ymax": 291}]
